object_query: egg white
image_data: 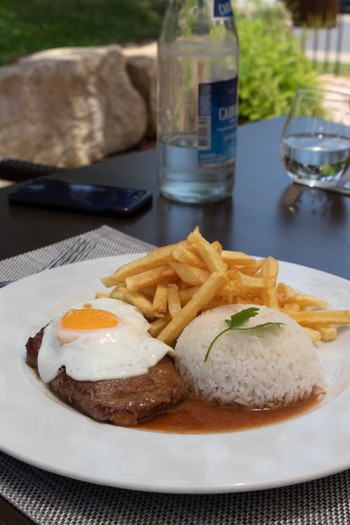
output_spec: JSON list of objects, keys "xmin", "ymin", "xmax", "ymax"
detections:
[{"xmin": 38, "ymin": 297, "xmax": 174, "ymax": 383}]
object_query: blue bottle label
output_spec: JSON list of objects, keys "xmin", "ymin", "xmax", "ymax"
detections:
[
  {"xmin": 213, "ymin": 0, "xmax": 233, "ymax": 18},
  {"xmin": 198, "ymin": 77, "xmax": 238, "ymax": 165}
]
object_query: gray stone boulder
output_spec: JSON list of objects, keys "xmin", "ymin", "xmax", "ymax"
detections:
[
  {"xmin": 0, "ymin": 45, "xmax": 148, "ymax": 167},
  {"xmin": 126, "ymin": 55, "xmax": 157, "ymax": 138},
  {"xmin": 123, "ymin": 43, "xmax": 157, "ymax": 139}
]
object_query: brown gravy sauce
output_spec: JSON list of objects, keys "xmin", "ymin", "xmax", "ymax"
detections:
[{"xmin": 138, "ymin": 395, "xmax": 321, "ymax": 434}]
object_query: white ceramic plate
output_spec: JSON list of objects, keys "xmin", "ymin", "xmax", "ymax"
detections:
[{"xmin": 0, "ymin": 255, "xmax": 350, "ymax": 494}]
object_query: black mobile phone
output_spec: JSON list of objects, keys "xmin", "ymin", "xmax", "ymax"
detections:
[{"xmin": 8, "ymin": 178, "xmax": 152, "ymax": 218}]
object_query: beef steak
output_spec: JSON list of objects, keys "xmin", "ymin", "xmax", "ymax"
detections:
[{"xmin": 26, "ymin": 327, "xmax": 186, "ymax": 427}]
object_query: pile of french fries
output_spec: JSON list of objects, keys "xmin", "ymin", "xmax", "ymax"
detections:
[{"xmin": 98, "ymin": 227, "xmax": 350, "ymax": 347}]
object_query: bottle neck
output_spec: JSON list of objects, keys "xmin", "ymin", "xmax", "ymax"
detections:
[
  {"xmin": 168, "ymin": 0, "xmax": 234, "ymax": 17},
  {"xmin": 160, "ymin": 0, "xmax": 237, "ymax": 44}
]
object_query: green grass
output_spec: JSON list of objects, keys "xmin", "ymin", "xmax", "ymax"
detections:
[{"xmin": 0, "ymin": 0, "xmax": 166, "ymax": 65}]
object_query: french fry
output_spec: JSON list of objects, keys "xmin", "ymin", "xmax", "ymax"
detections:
[
  {"xmin": 142, "ymin": 286, "xmax": 157, "ymax": 299},
  {"xmin": 294, "ymin": 294, "xmax": 328, "ymax": 308},
  {"xmin": 194, "ymin": 238, "xmax": 227, "ymax": 273},
  {"xmin": 235, "ymin": 261, "xmax": 264, "ymax": 276},
  {"xmin": 277, "ymin": 282, "xmax": 297, "ymax": 303},
  {"xmin": 167, "ymin": 283, "xmax": 182, "ymax": 318},
  {"xmin": 101, "ymin": 241, "xmax": 187, "ymax": 286},
  {"xmin": 236, "ymin": 296, "xmax": 263, "ymax": 305},
  {"xmin": 171, "ymin": 244, "xmax": 206, "ymax": 269},
  {"xmin": 221, "ymin": 250, "xmax": 257, "ymax": 267},
  {"xmin": 153, "ymin": 283, "xmax": 168, "ymax": 314},
  {"xmin": 281, "ymin": 302, "xmax": 302, "ymax": 313},
  {"xmin": 179, "ymin": 286, "xmax": 199, "ymax": 306},
  {"xmin": 290, "ymin": 310, "xmax": 350, "ymax": 327},
  {"xmin": 187, "ymin": 228, "xmax": 227, "ymax": 273},
  {"xmin": 169, "ymin": 262, "xmax": 210, "ymax": 286},
  {"xmin": 319, "ymin": 326, "xmax": 337, "ymax": 342},
  {"xmin": 157, "ymin": 271, "xmax": 227, "ymax": 346},
  {"xmin": 303, "ymin": 327, "xmax": 322, "ymax": 343},
  {"xmin": 202, "ymin": 296, "xmax": 237, "ymax": 310},
  {"xmin": 125, "ymin": 265, "xmax": 177, "ymax": 292},
  {"xmin": 188, "ymin": 238, "xmax": 222, "ymax": 253},
  {"xmin": 211, "ymin": 240, "xmax": 223, "ymax": 254},
  {"xmin": 110, "ymin": 286, "xmax": 155, "ymax": 319},
  {"xmin": 261, "ymin": 256, "xmax": 279, "ymax": 309},
  {"xmin": 237, "ymin": 272, "xmax": 265, "ymax": 290},
  {"xmin": 148, "ymin": 315, "xmax": 171, "ymax": 337},
  {"xmin": 218, "ymin": 279, "xmax": 242, "ymax": 296}
]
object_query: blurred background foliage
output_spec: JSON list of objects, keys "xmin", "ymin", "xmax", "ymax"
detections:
[
  {"xmin": 0, "ymin": 0, "xmax": 321, "ymax": 123},
  {"xmin": 235, "ymin": 1, "xmax": 320, "ymax": 122}
]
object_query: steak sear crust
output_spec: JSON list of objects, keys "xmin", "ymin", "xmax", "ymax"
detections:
[
  {"xmin": 26, "ymin": 327, "xmax": 45, "ymax": 368},
  {"xmin": 26, "ymin": 328, "xmax": 186, "ymax": 427}
]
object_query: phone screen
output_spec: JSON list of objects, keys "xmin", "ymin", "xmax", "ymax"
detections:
[{"xmin": 9, "ymin": 179, "xmax": 153, "ymax": 218}]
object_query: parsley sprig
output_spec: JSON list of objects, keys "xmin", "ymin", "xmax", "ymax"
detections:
[{"xmin": 204, "ymin": 307, "xmax": 285, "ymax": 362}]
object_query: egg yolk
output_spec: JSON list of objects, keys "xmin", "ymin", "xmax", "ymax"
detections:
[{"xmin": 60, "ymin": 308, "xmax": 119, "ymax": 331}]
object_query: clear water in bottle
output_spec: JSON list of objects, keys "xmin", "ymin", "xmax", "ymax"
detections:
[
  {"xmin": 159, "ymin": 132, "xmax": 234, "ymax": 203},
  {"xmin": 157, "ymin": 0, "xmax": 239, "ymax": 203}
]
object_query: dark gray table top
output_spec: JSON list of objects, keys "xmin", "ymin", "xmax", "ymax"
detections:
[{"xmin": 1, "ymin": 116, "xmax": 349, "ymax": 280}]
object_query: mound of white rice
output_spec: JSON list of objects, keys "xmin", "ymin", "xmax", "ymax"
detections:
[{"xmin": 175, "ymin": 304, "xmax": 325, "ymax": 409}]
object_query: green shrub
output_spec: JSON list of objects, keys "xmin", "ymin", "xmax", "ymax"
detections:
[{"xmin": 236, "ymin": 7, "xmax": 320, "ymax": 123}]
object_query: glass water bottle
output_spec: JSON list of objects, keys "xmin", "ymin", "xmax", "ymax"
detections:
[{"xmin": 157, "ymin": 0, "xmax": 239, "ymax": 203}]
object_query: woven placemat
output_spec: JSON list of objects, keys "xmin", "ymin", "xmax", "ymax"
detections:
[
  {"xmin": 1, "ymin": 225, "xmax": 350, "ymax": 525},
  {"xmin": 0, "ymin": 225, "xmax": 155, "ymax": 282}
]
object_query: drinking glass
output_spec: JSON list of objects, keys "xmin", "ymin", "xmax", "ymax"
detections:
[{"xmin": 280, "ymin": 88, "xmax": 350, "ymax": 187}]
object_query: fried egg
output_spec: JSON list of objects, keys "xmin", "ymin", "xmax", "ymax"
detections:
[{"xmin": 38, "ymin": 297, "xmax": 173, "ymax": 383}]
